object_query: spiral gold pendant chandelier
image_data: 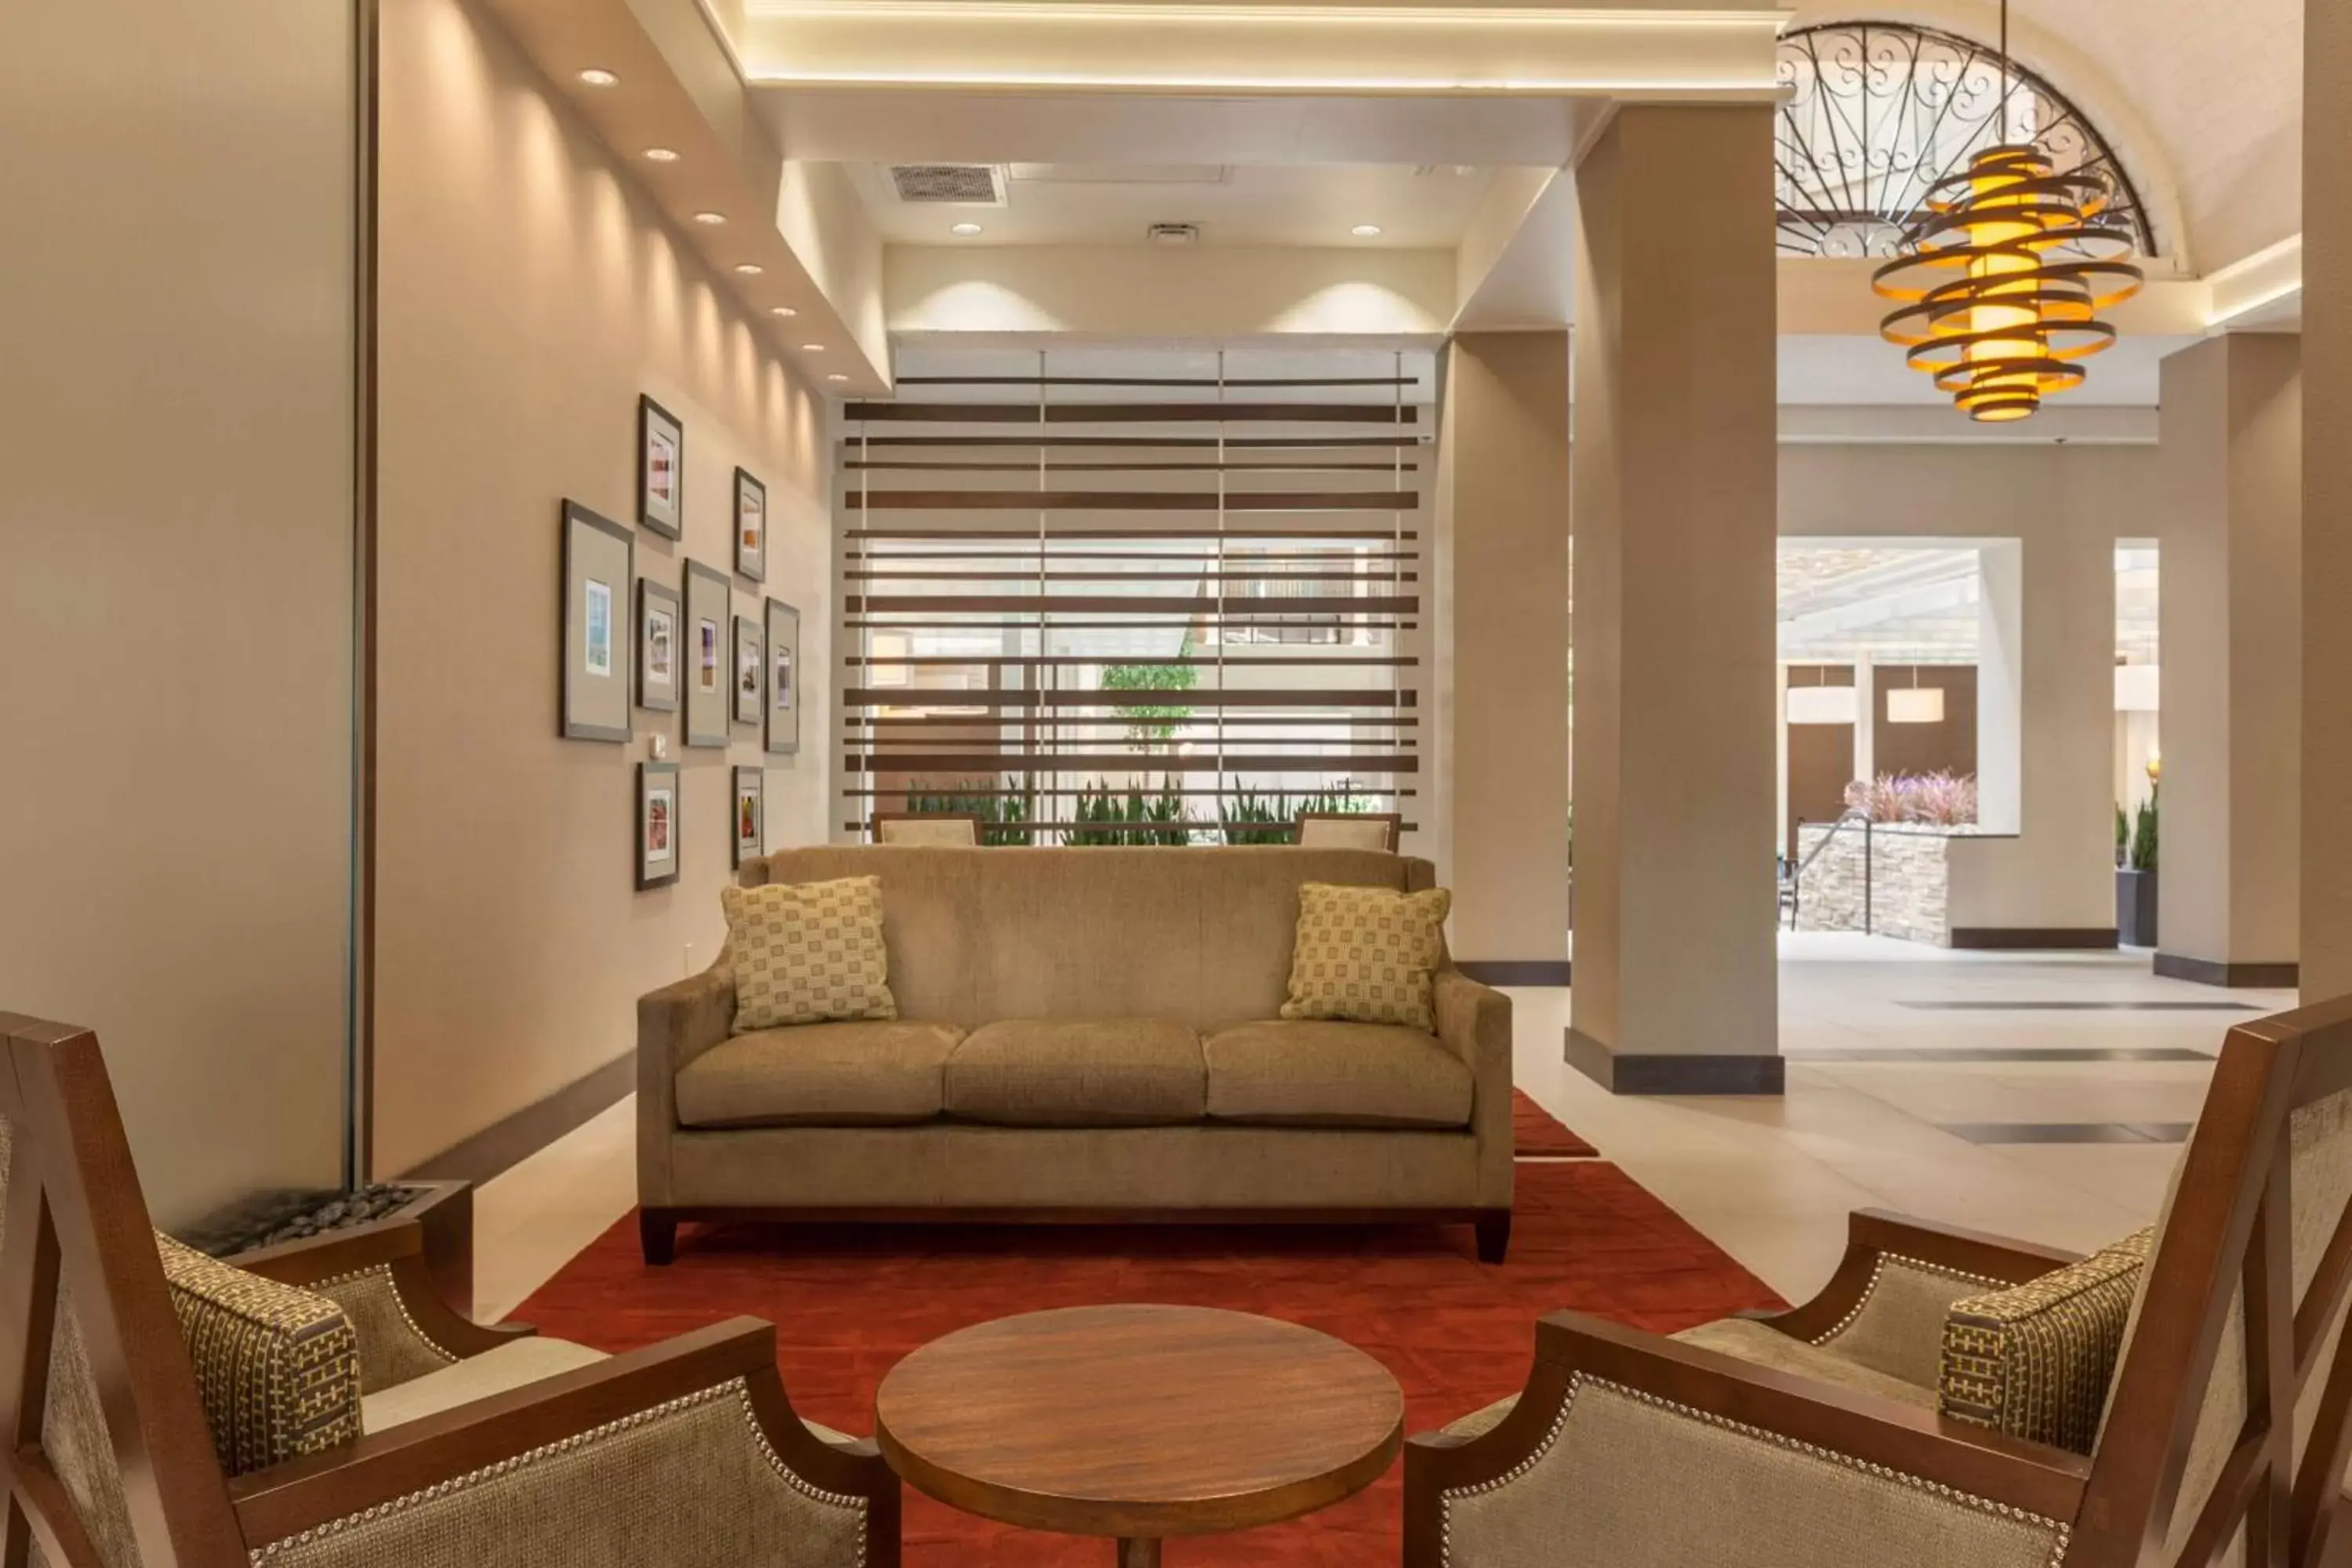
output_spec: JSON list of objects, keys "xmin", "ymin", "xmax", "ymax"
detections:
[{"xmin": 1870, "ymin": 4, "xmax": 2143, "ymax": 422}]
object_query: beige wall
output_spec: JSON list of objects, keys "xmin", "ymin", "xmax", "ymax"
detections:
[
  {"xmin": 373, "ymin": 0, "xmax": 832, "ymax": 1176},
  {"xmin": 1782, "ymin": 443, "xmax": 2158, "ymax": 935},
  {"xmin": 0, "ymin": 0, "xmax": 358, "ymax": 1225},
  {"xmin": 1437, "ymin": 334, "xmax": 1572, "ymax": 965},
  {"xmin": 2158, "ymin": 336, "xmax": 2301, "ymax": 971},
  {"xmin": 2307, "ymin": 0, "xmax": 2352, "ymax": 1004}
]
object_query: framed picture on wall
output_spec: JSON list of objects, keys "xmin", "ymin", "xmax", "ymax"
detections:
[
  {"xmin": 731, "ymin": 765, "xmax": 764, "ymax": 867},
  {"xmin": 638, "ymin": 395, "xmax": 684, "ymax": 539},
  {"xmin": 733, "ymin": 614, "xmax": 765, "ymax": 727},
  {"xmin": 636, "ymin": 577, "xmax": 681, "ymax": 713},
  {"xmin": 682, "ymin": 559, "xmax": 730, "ymax": 747},
  {"xmin": 561, "ymin": 500, "xmax": 633, "ymax": 742},
  {"xmin": 764, "ymin": 597, "xmax": 801, "ymax": 757},
  {"xmin": 637, "ymin": 760, "xmax": 681, "ymax": 890},
  {"xmin": 734, "ymin": 467, "xmax": 767, "ymax": 583}
]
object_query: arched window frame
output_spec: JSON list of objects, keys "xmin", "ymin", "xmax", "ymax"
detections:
[{"xmin": 1775, "ymin": 20, "xmax": 2158, "ymax": 260}]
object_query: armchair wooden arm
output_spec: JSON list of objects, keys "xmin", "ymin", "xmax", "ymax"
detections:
[
  {"xmin": 234, "ymin": 1210, "xmax": 530, "ymax": 1360},
  {"xmin": 1404, "ymin": 1309, "xmax": 2090, "ymax": 1566},
  {"xmin": 230, "ymin": 1318, "xmax": 898, "ymax": 1555},
  {"xmin": 1744, "ymin": 1207, "xmax": 2082, "ymax": 1341}
]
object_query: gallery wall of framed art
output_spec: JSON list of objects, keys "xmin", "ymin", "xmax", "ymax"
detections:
[{"xmin": 368, "ymin": 0, "xmax": 836, "ymax": 1185}]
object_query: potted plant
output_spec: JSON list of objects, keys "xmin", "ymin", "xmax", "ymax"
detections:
[{"xmin": 2117, "ymin": 789, "xmax": 2158, "ymax": 946}]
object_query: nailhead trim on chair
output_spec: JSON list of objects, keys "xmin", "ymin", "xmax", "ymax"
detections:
[
  {"xmin": 246, "ymin": 1380, "xmax": 869, "ymax": 1564},
  {"xmin": 1436, "ymin": 1374, "xmax": 2072, "ymax": 1568},
  {"xmin": 1809, "ymin": 1253, "xmax": 2006, "ymax": 1348},
  {"xmin": 311, "ymin": 1263, "xmax": 461, "ymax": 1367}
]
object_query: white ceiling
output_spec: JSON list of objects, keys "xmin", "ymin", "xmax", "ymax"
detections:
[{"xmin": 846, "ymin": 162, "xmax": 1502, "ymax": 248}]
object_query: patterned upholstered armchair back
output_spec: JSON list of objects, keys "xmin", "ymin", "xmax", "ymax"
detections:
[{"xmin": 2072, "ymin": 1003, "xmax": 2352, "ymax": 1568}]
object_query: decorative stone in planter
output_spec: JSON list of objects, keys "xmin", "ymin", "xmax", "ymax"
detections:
[{"xmin": 2117, "ymin": 868, "xmax": 2159, "ymax": 948}]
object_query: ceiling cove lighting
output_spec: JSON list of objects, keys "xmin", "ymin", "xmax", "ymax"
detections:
[
  {"xmin": 1350, "ymin": 223, "xmax": 1383, "ymax": 238},
  {"xmin": 1871, "ymin": 0, "xmax": 2142, "ymax": 423},
  {"xmin": 949, "ymin": 221, "xmax": 984, "ymax": 236},
  {"xmin": 735, "ymin": 263, "xmax": 764, "ymax": 275},
  {"xmin": 577, "ymin": 67, "xmax": 619, "ymax": 86},
  {"xmin": 827, "ymin": 372, "xmax": 850, "ymax": 382},
  {"xmin": 692, "ymin": 211, "xmax": 728, "ymax": 226},
  {"xmin": 770, "ymin": 306, "xmax": 799, "ymax": 318},
  {"xmin": 800, "ymin": 343, "xmax": 825, "ymax": 352},
  {"xmin": 644, "ymin": 147, "xmax": 681, "ymax": 163}
]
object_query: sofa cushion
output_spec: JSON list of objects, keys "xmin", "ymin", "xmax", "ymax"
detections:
[
  {"xmin": 158, "ymin": 1233, "xmax": 362, "ymax": 1477},
  {"xmin": 1203, "ymin": 1020, "xmax": 1472, "ymax": 1130},
  {"xmin": 676, "ymin": 1020, "xmax": 966, "ymax": 1128},
  {"xmin": 721, "ymin": 875, "xmax": 897, "ymax": 1032},
  {"xmin": 946, "ymin": 1018, "xmax": 1206, "ymax": 1127},
  {"xmin": 1280, "ymin": 883, "xmax": 1452, "ymax": 1031}
]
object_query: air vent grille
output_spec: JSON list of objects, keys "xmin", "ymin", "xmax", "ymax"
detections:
[{"xmin": 888, "ymin": 165, "xmax": 1005, "ymax": 205}]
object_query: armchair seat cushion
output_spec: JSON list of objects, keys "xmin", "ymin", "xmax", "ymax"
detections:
[
  {"xmin": 676, "ymin": 1021, "xmax": 966, "ymax": 1128},
  {"xmin": 1203, "ymin": 1020, "xmax": 1472, "ymax": 1129},
  {"xmin": 946, "ymin": 1018, "xmax": 1206, "ymax": 1127},
  {"xmin": 361, "ymin": 1338, "xmax": 608, "ymax": 1432}
]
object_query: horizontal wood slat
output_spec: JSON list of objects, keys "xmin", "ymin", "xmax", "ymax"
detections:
[
  {"xmin": 844, "ymin": 654, "xmax": 1415, "ymax": 668},
  {"xmin": 841, "ymin": 436, "xmax": 1424, "ymax": 449},
  {"xmin": 848, "ymin": 461, "xmax": 1417, "ymax": 474},
  {"xmin": 848, "ymin": 595, "xmax": 1418, "ymax": 615},
  {"xmin": 848, "ymin": 571, "xmax": 1417, "ymax": 583},
  {"xmin": 844, "ymin": 821, "xmax": 1424, "ymax": 835},
  {"xmin": 851, "ymin": 754, "xmax": 1417, "ymax": 775},
  {"xmin": 887, "ymin": 376, "xmax": 1417, "ymax": 388},
  {"xmin": 846, "ymin": 688, "xmax": 1413, "ymax": 707},
  {"xmin": 842, "ymin": 786, "xmax": 1416, "ymax": 799},
  {"xmin": 847, "ymin": 403, "xmax": 1419, "ymax": 426},
  {"xmin": 849, "ymin": 528, "xmax": 1415, "ymax": 541},
  {"xmin": 850, "ymin": 713, "xmax": 1419, "ymax": 728},
  {"xmin": 844, "ymin": 491, "xmax": 1417, "ymax": 513}
]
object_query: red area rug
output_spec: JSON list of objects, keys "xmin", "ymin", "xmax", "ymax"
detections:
[
  {"xmin": 1512, "ymin": 1088, "xmax": 1599, "ymax": 1158},
  {"xmin": 517, "ymin": 1162, "xmax": 1776, "ymax": 1565}
]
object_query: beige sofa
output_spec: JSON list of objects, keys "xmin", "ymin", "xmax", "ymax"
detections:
[{"xmin": 637, "ymin": 845, "xmax": 1515, "ymax": 1263}]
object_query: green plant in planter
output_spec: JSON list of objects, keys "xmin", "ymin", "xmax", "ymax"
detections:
[
  {"xmin": 2116, "ymin": 803, "xmax": 2129, "ymax": 868},
  {"xmin": 1102, "ymin": 655, "xmax": 1198, "ymax": 751},
  {"xmin": 905, "ymin": 777, "xmax": 1035, "ymax": 846},
  {"xmin": 2130, "ymin": 789, "xmax": 2159, "ymax": 873}
]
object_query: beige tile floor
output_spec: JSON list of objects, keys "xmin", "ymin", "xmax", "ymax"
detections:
[{"xmin": 471, "ymin": 933, "xmax": 2293, "ymax": 1321}]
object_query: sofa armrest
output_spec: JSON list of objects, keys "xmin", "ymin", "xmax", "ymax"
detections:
[
  {"xmin": 1434, "ymin": 966, "xmax": 1513, "ymax": 1207},
  {"xmin": 230, "ymin": 1319, "xmax": 898, "ymax": 1566},
  {"xmin": 638, "ymin": 964, "xmax": 735, "ymax": 1210}
]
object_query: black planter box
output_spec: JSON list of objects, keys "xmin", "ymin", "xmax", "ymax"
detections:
[{"xmin": 2117, "ymin": 868, "xmax": 2158, "ymax": 948}]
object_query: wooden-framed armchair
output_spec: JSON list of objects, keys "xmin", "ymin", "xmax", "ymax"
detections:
[
  {"xmin": 1406, "ymin": 995, "xmax": 2352, "ymax": 1567},
  {"xmin": 0, "ymin": 1011, "xmax": 898, "ymax": 1568},
  {"xmin": 873, "ymin": 811, "xmax": 980, "ymax": 847},
  {"xmin": 1296, "ymin": 811, "xmax": 1403, "ymax": 852}
]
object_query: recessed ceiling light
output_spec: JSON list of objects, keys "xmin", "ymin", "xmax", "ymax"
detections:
[
  {"xmin": 827, "ymin": 372, "xmax": 849, "ymax": 383},
  {"xmin": 800, "ymin": 343, "xmax": 825, "ymax": 353},
  {"xmin": 692, "ymin": 211, "xmax": 726, "ymax": 226},
  {"xmin": 577, "ymin": 67, "xmax": 619, "ymax": 87},
  {"xmin": 769, "ymin": 306, "xmax": 798, "ymax": 318},
  {"xmin": 734, "ymin": 263, "xmax": 764, "ymax": 275},
  {"xmin": 949, "ymin": 222, "xmax": 983, "ymax": 237},
  {"xmin": 643, "ymin": 147, "xmax": 680, "ymax": 163},
  {"xmin": 1351, "ymin": 223, "xmax": 1383, "ymax": 238}
]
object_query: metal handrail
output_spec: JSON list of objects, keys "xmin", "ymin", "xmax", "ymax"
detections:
[{"xmin": 1781, "ymin": 808, "xmax": 1874, "ymax": 931}]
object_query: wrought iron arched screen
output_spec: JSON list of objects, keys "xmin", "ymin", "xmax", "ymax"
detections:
[{"xmin": 1776, "ymin": 21, "xmax": 2155, "ymax": 260}]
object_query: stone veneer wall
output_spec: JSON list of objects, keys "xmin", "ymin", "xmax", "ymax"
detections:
[{"xmin": 1793, "ymin": 824, "xmax": 1966, "ymax": 946}]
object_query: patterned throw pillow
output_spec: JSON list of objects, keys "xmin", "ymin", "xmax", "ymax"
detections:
[
  {"xmin": 723, "ymin": 876, "xmax": 898, "ymax": 1032},
  {"xmin": 1938, "ymin": 1226, "xmax": 2154, "ymax": 1454},
  {"xmin": 157, "ymin": 1234, "xmax": 361, "ymax": 1476},
  {"xmin": 1279, "ymin": 883, "xmax": 1452, "ymax": 1032}
]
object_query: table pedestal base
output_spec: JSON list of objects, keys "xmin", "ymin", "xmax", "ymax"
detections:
[{"xmin": 1116, "ymin": 1539, "xmax": 1161, "ymax": 1567}]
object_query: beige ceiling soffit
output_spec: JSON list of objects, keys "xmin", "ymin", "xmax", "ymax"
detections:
[
  {"xmin": 1777, "ymin": 405, "xmax": 2158, "ymax": 445},
  {"xmin": 710, "ymin": 2, "xmax": 1790, "ymax": 97},
  {"xmin": 1453, "ymin": 168, "xmax": 1575, "ymax": 330},
  {"xmin": 475, "ymin": 0, "xmax": 891, "ymax": 388},
  {"xmin": 2203, "ymin": 234, "xmax": 2302, "ymax": 332},
  {"xmin": 885, "ymin": 245, "xmax": 1455, "ymax": 338},
  {"xmin": 1777, "ymin": 259, "xmax": 2209, "ymax": 339}
]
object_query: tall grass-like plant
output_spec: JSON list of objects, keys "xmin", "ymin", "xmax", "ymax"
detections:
[
  {"xmin": 2130, "ymin": 789, "xmax": 2159, "ymax": 873},
  {"xmin": 1065, "ymin": 777, "xmax": 1194, "ymax": 846},
  {"xmin": 903, "ymin": 777, "xmax": 1034, "ymax": 846},
  {"xmin": 1219, "ymin": 778, "xmax": 1369, "ymax": 843},
  {"xmin": 1842, "ymin": 771, "xmax": 1979, "ymax": 827}
]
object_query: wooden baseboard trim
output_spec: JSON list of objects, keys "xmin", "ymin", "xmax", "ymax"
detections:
[
  {"xmin": 654, "ymin": 1204, "xmax": 1490, "ymax": 1227},
  {"xmin": 2152, "ymin": 953, "xmax": 2299, "ymax": 989},
  {"xmin": 1947, "ymin": 927, "xmax": 2119, "ymax": 951},
  {"xmin": 1563, "ymin": 1029, "xmax": 1785, "ymax": 1095},
  {"xmin": 396, "ymin": 1052, "xmax": 633, "ymax": 1188},
  {"xmin": 1455, "ymin": 960, "xmax": 1571, "ymax": 986}
]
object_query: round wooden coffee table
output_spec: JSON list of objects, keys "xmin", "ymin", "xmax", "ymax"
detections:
[{"xmin": 875, "ymin": 1304, "xmax": 1403, "ymax": 1566}]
